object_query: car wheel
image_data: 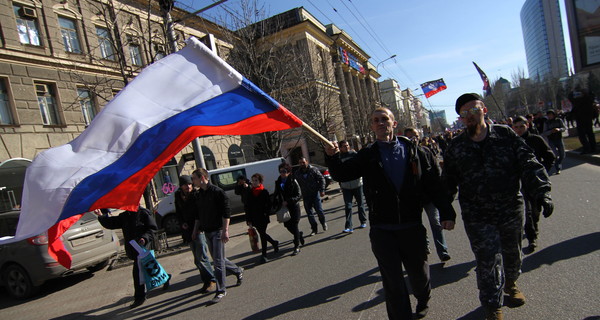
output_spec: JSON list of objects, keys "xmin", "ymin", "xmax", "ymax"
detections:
[
  {"xmin": 162, "ymin": 214, "xmax": 180, "ymax": 235},
  {"xmin": 86, "ymin": 259, "xmax": 110, "ymax": 272},
  {"xmin": 3, "ymin": 264, "xmax": 38, "ymax": 299}
]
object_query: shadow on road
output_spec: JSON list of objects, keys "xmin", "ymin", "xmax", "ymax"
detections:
[
  {"xmin": 241, "ymin": 267, "xmax": 382, "ymax": 319},
  {"xmin": 522, "ymin": 232, "xmax": 600, "ymax": 273}
]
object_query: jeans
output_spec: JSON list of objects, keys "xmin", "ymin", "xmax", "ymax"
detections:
[
  {"xmin": 547, "ymin": 138, "xmax": 565, "ymax": 172},
  {"xmin": 423, "ymin": 202, "xmax": 449, "ymax": 258},
  {"xmin": 190, "ymin": 232, "xmax": 215, "ymax": 284},
  {"xmin": 303, "ymin": 193, "xmax": 326, "ymax": 232},
  {"xmin": 342, "ymin": 186, "xmax": 367, "ymax": 230},
  {"xmin": 370, "ymin": 225, "xmax": 430, "ymax": 320},
  {"xmin": 205, "ymin": 230, "xmax": 243, "ymax": 293}
]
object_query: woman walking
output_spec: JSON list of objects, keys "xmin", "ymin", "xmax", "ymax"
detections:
[
  {"xmin": 245, "ymin": 173, "xmax": 279, "ymax": 263},
  {"xmin": 274, "ymin": 162, "xmax": 305, "ymax": 256}
]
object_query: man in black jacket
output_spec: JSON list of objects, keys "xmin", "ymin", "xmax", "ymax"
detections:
[
  {"xmin": 175, "ymin": 175, "xmax": 216, "ymax": 293},
  {"xmin": 512, "ymin": 116, "xmax": 555, "ymax": 251},
  {"xmin": 95, "ymin": 207, "xmax": 170, "ymax": 308},
  {"xmin": 325, "ymin": 107, "xmax": 456, "ymax": 320},
  {"xmin": 192, "ymin": 168, "xmax": 243, "ymax": 305}
]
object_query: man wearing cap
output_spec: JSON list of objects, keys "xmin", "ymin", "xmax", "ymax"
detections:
[
  {"xmin": 443, "ymin": 94, "xmax": 554, "ymax": 320},
  {"xmin": 541, "ymin": 109, "xmax": 567, "ymax": 174},
  {"xmin": 175, "ymin": 175, "xmax": 216, "ymax": 293}
]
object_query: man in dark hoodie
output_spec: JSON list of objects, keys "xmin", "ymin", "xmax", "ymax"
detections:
[{"xmin": 325, "ymin": 107, "xmax": 456, "ymax": 320}]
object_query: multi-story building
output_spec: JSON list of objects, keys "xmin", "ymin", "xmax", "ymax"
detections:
[
  {"xmin": 379, "ymin": 78, "xmax": 404, "ymax": 123},
  {"xmin": 0, "ymin": 0, "xmax": 242, "ymax": 210},
  {"xmin": 521, "ymin": 0, "xmax": 569, "ymax": 80}
]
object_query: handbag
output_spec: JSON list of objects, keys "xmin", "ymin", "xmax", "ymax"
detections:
[
  {"xmin": 276, "ymin": 207, "xmax": 291, "ymax": 223},
  {"xmin": 130, "ymin": 240, "xmax": 170, "ymax": 291},
  {"xmin": 248, "ymin": 227, "xmax": 260, "ymax": 252}
]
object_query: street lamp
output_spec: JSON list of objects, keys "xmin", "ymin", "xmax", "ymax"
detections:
[{"xmin": 376, "ymin": 54, "xmax": 397, "ymax": 107}]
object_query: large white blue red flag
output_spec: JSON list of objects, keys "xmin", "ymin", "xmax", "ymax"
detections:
[
  {"xmin": 420, "ymin": 78, "xmax": 447, "ymax": 98},
  {"xmin": 1, "ymin": 37, "xmax": 303, "ymax": 268}
]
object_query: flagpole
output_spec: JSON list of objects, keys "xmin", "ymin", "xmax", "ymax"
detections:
[
  {"xmin": 301, "ymin": 122, "xmax": 335, "ymax": 148},
  {"xmin": 488, "ymin": 93, "xmax": 507, "ymax": 120}
]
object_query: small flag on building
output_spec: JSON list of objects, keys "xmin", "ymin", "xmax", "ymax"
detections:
[
  {"xmin": 472, "ymin": 61, "xmax": 492, "ymax": 96},
  {"xmin": 420, "ymin": 78, "xmax": 447, "ymax": 98}
]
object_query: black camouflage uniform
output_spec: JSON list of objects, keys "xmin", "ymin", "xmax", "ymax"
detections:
[{"xmin": 443, "ymin": 124, "xmax": 551, "ymax": 309}]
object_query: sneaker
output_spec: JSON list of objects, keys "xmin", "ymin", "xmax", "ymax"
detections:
[
  {"xmin": 260, "ymin": 256, "xmax": 269, "ymax": 264},
  {"xmin": 198, "ymin": 281, "xmax": 216, "ymax": 294},
  {"xmin": 162, "ymin": 274, "xmax": 172, "ymax": 291},
  {"xmin": 208, "ymin": 292, "xmax": 226, "ymax": 305},
  {"xmin": 322, "ymin": 223, "xmax": 328, "ymax": 231},
  {"xmin": 308, "ymin": 230, "xmax": 317, "ymax": 236},
  {"xmin": 343, "ymin": 228, "xmax": 353, "ymax": 233},
  {"xmin": 299, "ymin": 231, "xmax": 305, "ymax": 246},
  {"xmin": 273, "ymin": 241, "xmax": 280, "ymax": 253},
  {"xmin": 440, "ymin": 254, "xmax": 451, "ymax": 262},
  {"xmin": 236, "ymin": 268, "xmax": 244, "ymax": 286},
  {"xmin": 358, "ymin": 223, "xmax": 367, "ymax": 228},
  {"xmin": 130, "ymin": 297, "xmax": 146, "ymax": 309},
  {"xmin": 291, "ymin": 248, "xmax": 300, "ymax": 256}
]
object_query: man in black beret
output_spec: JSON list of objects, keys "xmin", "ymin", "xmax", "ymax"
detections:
[{"xmin": 442, "ymin": 93, "xmax": 554, "ymax": 320}]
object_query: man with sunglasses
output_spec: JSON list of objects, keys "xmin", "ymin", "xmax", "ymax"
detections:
[{"xmin": 443, "ymin": 93, "xmax": 554, "ymax": 320}]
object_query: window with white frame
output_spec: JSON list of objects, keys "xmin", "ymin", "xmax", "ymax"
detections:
[
  {"xmin": 13, "ymin": 4, "xmax": 41, "ymax": 46},
  {"xmin": 128, "ymin": 36, "xmax": 142, "ymax": 66},
  {"xmin": 35, "ymin": 83, "xmax": 60, "ymax": 125},
  {"xmin": 96, "ymin": 26, "xmax": 115, "ymax": 60},
  {"xmin": 0, "ymin": 79, "xmax": 14, "ymax": 125},
  {"xmin": 77, "ymin": 88, "xmax": 96, "ymax": 125},
  {"xmin": 59, "ymin": 16, "xmax": 81, "ymax": 53}
]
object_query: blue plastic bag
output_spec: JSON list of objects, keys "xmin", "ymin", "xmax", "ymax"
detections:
[{"xmin": 129, "ymin": 240, "xmax": 170, "ymax": 291}]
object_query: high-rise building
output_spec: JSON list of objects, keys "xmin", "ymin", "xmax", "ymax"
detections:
[{"xmin": 521, "ymin": 0, "xmax": 569, "ymax": 80}]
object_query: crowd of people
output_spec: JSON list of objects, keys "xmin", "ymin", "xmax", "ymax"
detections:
[{"xmin": 96, "ymin": 87, "xmax": 599, "ymax": 319}]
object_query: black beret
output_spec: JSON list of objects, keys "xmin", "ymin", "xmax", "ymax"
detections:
[
  {"xmin": 455, "ymin": 93, "xmax": 483, "ymax": 114},
  {"xmin": 179, "ymin": 175, "xmax": 192, "ymax": 185}
]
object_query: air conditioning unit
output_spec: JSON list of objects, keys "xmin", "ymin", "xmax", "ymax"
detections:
[
  {"xmin": 19, "ymin": 7, "xmax": 37, "ymax": 19},
  {"xmin": 35, "ymin": 84, "xmax": 49, "ymax": 95}
]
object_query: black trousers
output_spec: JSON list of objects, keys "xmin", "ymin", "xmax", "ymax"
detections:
[
  {"xmin": 370, "ymin": 225, "xmax": 430, "ymax": 320},
  {"xmin": 283, "ymin": 202, "xmax": 302, "ymax": 248},
  {"xmin": 254, "ymin": 223, "xmax": 277, "ymax": 256},
  {"xmin": 132, "ymin": 257, "xmax": 145, "ymax": 299}
]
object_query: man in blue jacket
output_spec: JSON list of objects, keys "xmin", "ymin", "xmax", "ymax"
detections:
[{"xmin": 325, "ymin": 107, "xmax": 456, "ymax": 320}]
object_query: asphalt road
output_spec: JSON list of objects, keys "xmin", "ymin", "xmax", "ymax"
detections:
[{"xmin": 1, "ymin": 156, "xmax": 599, "ymax": 320}]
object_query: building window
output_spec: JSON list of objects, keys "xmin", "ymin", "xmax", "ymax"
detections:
[
  {"xmin": 13, "ymin": 4, "xmax": 41, "ymax": 46},
  {"xmin": 128, "ymin": 36, "xmax": 142, "ymax": 66},
  {"xmin": 0, "ymin": 79, "xmax": 14, "ymax": 125},
  {"xmin": 154, "ymin": 43, "xmax": 166, "ymax": 60},
  {"xmin": 35, "ymin": 83, "xmax": 60, "ymax": 125},
  {"xmin": 96, "ymin": 27, "xmax": 115, "ymax": 60},
  {"xmin": 77, "ymin": 88, "xmax": 96, "ymax": 125},
  {"xmin": 59, "ymin": 16, "xmax": 81, "ymax": 53}
]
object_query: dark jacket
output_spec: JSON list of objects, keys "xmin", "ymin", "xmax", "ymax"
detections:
[
  {"xmin": 234, "ymin": 179, "xmax": 251, "ymax": 205},
  {"xmin": 244, "ymin": 188, "xmax": 271, "ymax": 227},
  {"xmin": 294, "ymin": 165, "xmax": 325, "ymax": 197},
  {"xmin": 443, "ymin": 124, "xmax": 551, "ymax": 222},
  {"xmin": 568, "ymin": 89, "xmax": 596, "ymax": 121},
  {"xmin": 195, "ymin": 183, "xmax": 230, "ymax": 233},
  {"xmin": 274, "ymin": 175, "xmax": 302, "ymax": 221},
  {"xmin": 521, "ymin": 131, "xmax": 555, "ymax": 172},
  {"xmin": 98, "ymin": 207, "xmax": 157, "ymax": 260},
  {"xmin": 326, "ymin": 136, "xmax": 456, "ymax": 226},
  {"xmin": 542, "ymin": 118, "xmax": 566, "ymax": 141},
  {"xmin": 174, "ymin": 188, "xmax": 197, "ymax": 242}
]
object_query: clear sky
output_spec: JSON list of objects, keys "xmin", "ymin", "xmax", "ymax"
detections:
[{"xmin": 180, "ymin": 0, "xmax": 573, "ymax": 120}]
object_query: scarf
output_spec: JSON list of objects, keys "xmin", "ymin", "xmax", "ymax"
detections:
[{"xmin": 252, "ymin": 184, "xmax": 264, "ymax": 197}]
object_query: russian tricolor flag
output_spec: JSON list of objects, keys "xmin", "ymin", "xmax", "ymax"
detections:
[
  {"xmin": 2, "ymin": 37, "xmax": 303, "ymax": 268},
  {"xmin": 420, "ymin": 78, "xmax": 447, "ymax": 98}
]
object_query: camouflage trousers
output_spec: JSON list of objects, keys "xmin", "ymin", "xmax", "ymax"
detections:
[{"xmin": 464, "ymin": 213, "xmax": 523, "ymax": 308}]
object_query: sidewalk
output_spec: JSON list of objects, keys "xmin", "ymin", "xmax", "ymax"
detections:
[
  {"xmin": 563, "ymin": 127, "xmax": 600, "ymax": 166},
  {"xmin": 107, "ymin": 185, "xmax": 343, "ymax": 270}
]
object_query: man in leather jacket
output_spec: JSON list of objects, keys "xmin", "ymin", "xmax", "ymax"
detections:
[{"xmin": 325, "ymin": 107, "xmax": 456, "ymax": 320}]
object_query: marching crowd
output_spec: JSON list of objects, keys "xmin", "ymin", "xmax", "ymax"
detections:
[{"xmin": 97, "ymin": 87, "xmax": 598, "ymax": 320}]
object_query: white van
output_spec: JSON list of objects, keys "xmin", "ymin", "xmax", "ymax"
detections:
[{"xmin": 154, "ymin": 158, "xmax": 285, "ymax": 234}]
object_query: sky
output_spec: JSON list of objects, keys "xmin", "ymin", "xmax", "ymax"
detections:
[{"xmin": 177, "ymin": 0, "xmax": 573, "ymax": 120}]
